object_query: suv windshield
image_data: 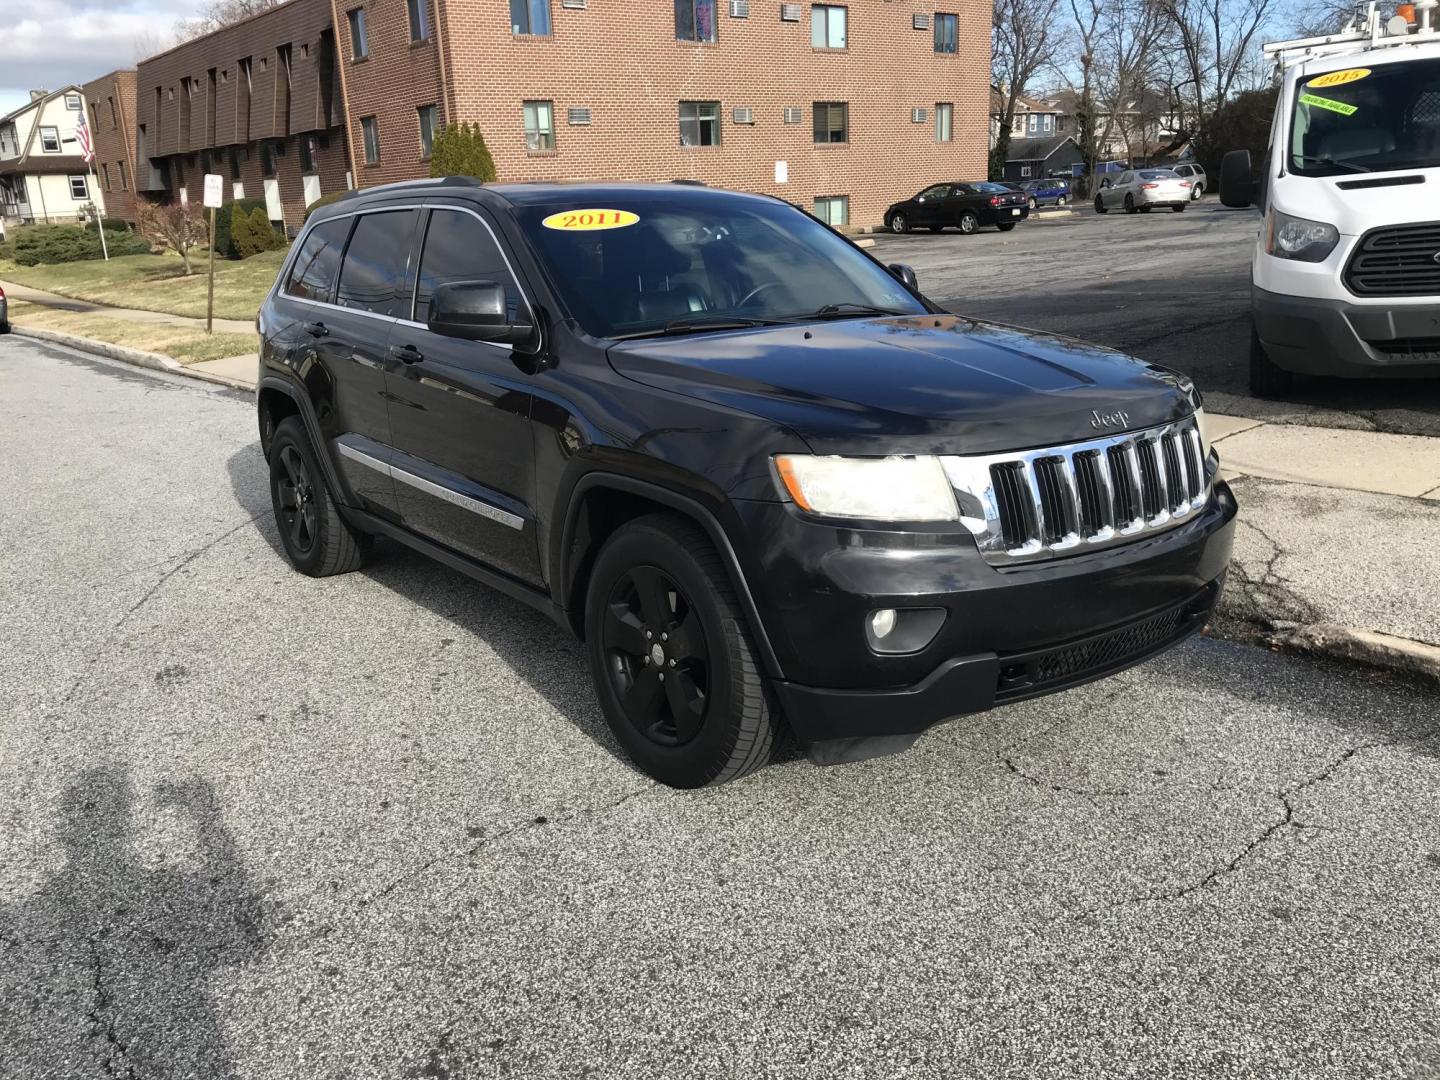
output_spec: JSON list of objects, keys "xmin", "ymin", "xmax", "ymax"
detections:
[
  {"xmin": 514, "ymin": 192, "xmax": 926, "ymax": 339},
  {"xmin": 1290, "ymin": 57, "xmax": 1440, "ymax": 175}
]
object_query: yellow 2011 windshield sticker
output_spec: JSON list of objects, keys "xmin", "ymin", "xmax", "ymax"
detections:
[
  {"xmin": 541, "ymin": 209, "xmax": 639, "ymax": 231},
  {"xmin": 1300, "ymin": 91, "xmax": 1358, "ymax": 116},
  {"xmin": 1308, "ymin": 68, "xmax": 1370, "ymax": 88}
]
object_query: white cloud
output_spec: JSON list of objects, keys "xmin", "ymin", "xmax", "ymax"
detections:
[{"xmin": 0, "ymin": 0, "xmax": 196, "ymax": 116}]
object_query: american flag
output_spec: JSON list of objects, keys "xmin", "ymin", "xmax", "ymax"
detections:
[{"xmin": 75, "ymin": 112, "xmax": 93, "ymax": 163}]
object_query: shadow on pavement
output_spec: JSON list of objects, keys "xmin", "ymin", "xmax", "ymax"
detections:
[{"xmin": 0, "ymin": 766, "xmax": 269, "ymax": 1079}]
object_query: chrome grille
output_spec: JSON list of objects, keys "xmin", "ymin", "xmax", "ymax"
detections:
[{"xmin": 941, "ymin": 416, "xmax": 1212, "ymax": 566}]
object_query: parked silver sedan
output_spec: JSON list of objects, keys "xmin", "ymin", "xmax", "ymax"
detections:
[{"xmin": 1093, "ymin": 169, "xmax": 1192, "ymax": 214}]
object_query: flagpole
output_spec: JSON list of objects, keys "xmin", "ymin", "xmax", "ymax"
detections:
[{"xmin": 79, "ymin": 116, "xmax": 107, "ymax": 260}]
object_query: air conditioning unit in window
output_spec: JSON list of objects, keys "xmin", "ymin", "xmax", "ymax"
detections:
[
  {"xmin": 783, "ymin": 106, "xmax": 802, "ymax": 123},
  {"xmin": 729, "ymin": 0, "xmax": 749, "ymax": 15},
  {"xmin": 562, "ymin": 0, "xmax": 586, "ymax": 7},
  {"xmin": 912, "ymin": 12, "xmax": 930, "ymax": 28},
  {"xmin": 733, "ymin": 106, "xmax": 755, "ymax": 124},
  {"xmin": 780, "ymin": 3, "xmax": 801, "ymax": 21},
  {"xmin": 567, "ymin": 107, "xmax": 592, "ymax": 125},
  {"xmin": 911, "ymin": 107, "xmax": 927, "ymax": 122}
]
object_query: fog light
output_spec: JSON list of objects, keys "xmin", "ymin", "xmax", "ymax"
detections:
[
  {"xmin": 870, "ymin": 608, "xmax": 898, "ymax": 640},
  {"xmin": 864, "ymin": 606, "xmax": 947, "ymax": 655}
]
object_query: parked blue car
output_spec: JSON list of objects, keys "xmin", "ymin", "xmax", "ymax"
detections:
[{"xmin": 1016, "ymin": 177, "xmax": 1072, "ymax": 208}]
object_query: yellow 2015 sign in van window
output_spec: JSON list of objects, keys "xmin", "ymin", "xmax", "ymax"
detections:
[
  {"xmin": 541, "ymin": 209, "xmax": 640, "ymax": 231},
  {"xmin": 1308, "ymin": 68, "xmax": 1370, "ymax": 88}
]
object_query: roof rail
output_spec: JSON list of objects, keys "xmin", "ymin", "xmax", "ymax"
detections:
[{"xmin": 1264, "ymin": 0, "xmax": 1440, "ymax": 69}]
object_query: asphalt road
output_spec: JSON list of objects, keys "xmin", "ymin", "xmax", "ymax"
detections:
[
  {"xmin": 871, "ymin": 203, "xmax": 1440, "ymax": 437},
  {"xmin": 4, "ymin": 337, "xmax": 1440, "ymax": 1079}
]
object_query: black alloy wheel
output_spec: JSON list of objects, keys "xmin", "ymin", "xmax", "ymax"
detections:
[
  {"xmin": 275, "ymin": 444, "xmax": 318, "ymax": 557},
  {"xmin": 601, "ymin": 565, "xmax": 710, "ymax": 748},
  {"xmin": 266, "ymin": 416, "xmax": 370, "ymax": 576}
]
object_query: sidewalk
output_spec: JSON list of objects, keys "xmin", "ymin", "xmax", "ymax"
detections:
[{"xmin": 0, "ymin": 279, "xmax": 255, "ymax": 335}]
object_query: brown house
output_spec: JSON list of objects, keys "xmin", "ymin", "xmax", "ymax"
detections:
[
  {"xmin": 81, "ymin": 70, "xmax": 140, "ymax": 223},
  {"xmin": 133, "ymin": 0, "xmax": 990, "ymax": 231}
]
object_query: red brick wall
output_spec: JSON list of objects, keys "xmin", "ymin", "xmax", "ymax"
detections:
[{"xmin": 83, "ymin": 70, "xmax": 139, "ymax": 223}]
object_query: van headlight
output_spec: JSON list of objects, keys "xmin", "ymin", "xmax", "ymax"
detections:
[
  {"xmin": 1265, "ymin": 208, "xmax": 1339, "ymax": 262},
  {"xmin": 773, "ymin": 455, "xmax": 959, "ymax": 521}
]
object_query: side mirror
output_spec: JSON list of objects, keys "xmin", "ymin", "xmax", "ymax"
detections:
[
  {"xmin": 428, "ymin": 280, "xmax": 536, "ymax": 348},
  {"xmin": 888, "ymin": 263, "xmax": 919, "ymax": 291},
  {"xmin": 1219, "ymin": 149, "xmax": 1254, "ymax": 208}
]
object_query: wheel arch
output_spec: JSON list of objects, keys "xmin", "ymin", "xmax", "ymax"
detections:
[
  {"xmin": 557, "ymin": 472, "xmax": 785, "ymax": 679},
  {"xmin": 256, "ymin": 375, "xmax": 349, "ymax": 507}
]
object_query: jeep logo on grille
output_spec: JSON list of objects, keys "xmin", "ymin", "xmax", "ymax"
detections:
[{"xmin": 1090, "ymin": 408, "xmax": 1131, "ymax": 430}]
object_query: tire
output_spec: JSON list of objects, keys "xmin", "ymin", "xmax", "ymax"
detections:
[
  {"xmin": 1094, "ymin": 195, "xmax": 1107, "ymax": 214},
  {"xmin": 928, "ymin": 225, "xmax": 944, "ymax": 233},
  {"xmin": 268, "ymin": 417, "xmax": 370, "ymax": 576},
  {"xmin": 1028, "ymin": 197, "xmax": 1038, "ymax": 210},
  {"xmin": 958, "ymin": 211, "xmax": 979, "ymax": 235},
  {"xmin": 1173, "ymin": 203, "xmax": 1186, "ymax": 213},
  {"xmin": 1249, "ymin": 324, "xmax": 1295, "ymax": 398},
  {"xmin": 1191, "ymin": 183, "xmax": 1203, "ymax": 200},
  {"xmin": 888, "ymin": 212, "xmax": 909, "ymax": 234},
  {"xmin": 0, "ymin": 321, "xmax": 9, "ymax": 335},
  {"xmin": 585, "ymin": 513, "xmax": 780, "ymax": 788},
  {"xmin": 1125, "ymin": 194, "xmax": 1138, "ymax": 214},
  {"xmin": 1058, "ymin": 196, "xmax": 1068, "ymax": 207},
  {"xmin": 997, "ymin": 222, "xmax": 1017, "ymax": 232}
]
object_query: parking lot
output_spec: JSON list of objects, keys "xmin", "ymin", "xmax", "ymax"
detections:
[
  {"xmin": 873, "ymin": 203, "xmax": 1440, "ymax": 437},
  {"xmin": 3, "ymin": 320, "xmax": 1440, "ymax": 1077}
]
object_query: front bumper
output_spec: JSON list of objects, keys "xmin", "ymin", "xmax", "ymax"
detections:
[
  {"xmin": 1253, "ymin": 285, "xmax": 1440, "ymax": 377},
  {"xmin": 736, "ymin": 480, "xmax": 1237, "ymax": 744}
]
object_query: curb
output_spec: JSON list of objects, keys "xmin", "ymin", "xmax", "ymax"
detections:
[
  {"xmin": 11, "ymin": 325, "xmax": 255, "ymax": 392},
  {"xmin": 1270, "ymin": 623, "xmax": 1440, "ymax": 684}
]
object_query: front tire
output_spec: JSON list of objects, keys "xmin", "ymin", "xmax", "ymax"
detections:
[
  {"xmin": 268, "ymin": 417, "xmax": 370, "ymax": 576},
  {"xmin": 1249, "ymin": 324, "xmax": 1295, "ymax": 398},
  {"xmin": 1094, "ymin": 195, "xmax": 1107, "ymax": 214},
  {"xmin": 585, "ymin": 514, "xmax": 780, "ymax": 788},
  {"xmin": 958, "ymin": 211, "xmax": 979, "ymax": 235},
  {"xmin": 1058, "ymin": 196, "xmax": 1068, "ymax": 207},
  {"xmin": 888, "ymin": 212, "xmax": 910, "ymax": 234}
]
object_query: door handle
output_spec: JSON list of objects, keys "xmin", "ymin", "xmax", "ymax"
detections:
[
  {"xmin": 303, "ymin": 321, "xmax": 328, "ymax": 338},
  {"xmin": 390, "ymin": 344, "xmax": 424, "ymax": 365}
]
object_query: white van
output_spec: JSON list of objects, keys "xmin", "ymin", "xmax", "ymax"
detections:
[{"xmin": 1220, "ymin": 2, "xmax": 1440, "ymax": 395}]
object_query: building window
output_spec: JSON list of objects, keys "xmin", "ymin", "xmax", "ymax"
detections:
[
  {"xmin": 119, "ymin": 162, "xmax": 128, "ymax": 191},
  {"xmin": 229, "ymin": 147, "xmax": 246, "ymax": 179},
  {"xmin": 408, "ymin": 0, "xmax": 431, "ymax": 41},
  {"xmin": 813, "ymin": 102, "xmax": 847, "ymax": 143},
  {"xmin": 814, "ymin": 196, "xmax": 848, "ymax": 226},
  {"xmin": 679, "ymin": 101, "xmax": 720, "ymax": 146},
  {"xmin": 418, "ymin": 104, "xmax": 439, "ymax": 158},
  {"xmin": 101, "ymin": 164, "xmax": 112, "ymax": 191},
  {"xmin": 935, "ymin": 102, "xmax": 953, "ymax": 142},
  {"xmin": 510, "ymin": 0, "xmax": 551, "ymax": 34},
  {"xmin": 300, "ymin": 135, "xmax": 319, "ymax": 173},
  {"xmin": 260, "ymin": 142, "xmax": 277, "ymax": 177},
  {"xmin": 108, "ymin": 97, "xmax": 118, "ymax": 128},
  {"xmin": 933, "ymin": 12, "xmax": 957, "ymax": 52},
  {"xmin": 811, "ymin": 4, "xmax": 846, "ymax": 47},
  {"xmin": 69, "ymin": 175, "xmax": 88, "ymax": 200},
  {"xmin": 347, "ymin": 7, "xmax": 369, "ymax": 59},
  {"xmin": 361, "ymin": 116, "xmax": 380, "ymax": 165},
  {"xmin": 65, "ymin": 93, "xmax": 82, "ymax": 110},
  {"xmin": 523, "ymin": 101, "xmax": 554, "ymax": 152},
  {"xmin": 675, "ymin": 0, "xmax": 717, "ymax": 41},
  {"xmin": 39, "ymin": 126, "xmax": 60, "ymax": 152}
]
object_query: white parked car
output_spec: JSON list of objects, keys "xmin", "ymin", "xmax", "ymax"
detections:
[
  {"xmin": 1172, "ymin": 162, "xmax": 1208, "ymax": 199},
  {"xmin": 1094, "ymin": 169, "xmax": 1192, "ymax": 214}
]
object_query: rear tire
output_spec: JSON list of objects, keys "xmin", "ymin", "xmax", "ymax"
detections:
[
  {"xmin": 268, "ymin": 417, "xmax": 371, "ymax": 577},
  {"xmin": 584, "ymin": 513, "xmax": 780, "ymax": 788},
  {"xmin": 1125, "ymin": 194, "xmax": 1138, "ymax": 214},
  {"xmin": 1249, "ymin": 324, "xmax": 1295, "ymax": 398},
  {"xmin": 1058, "ymin": 196, "xmax": 1068, "ymax": 207},
  {"xmin": 1191, "ymin": 183, "xmax": 1203, "ymax": 200},
  {"xmin": 1172, "ymin": 203, "xmax": 1186, "ymax": 212},
  {"xmin": 958, "ymin": 211, "xmax": 979, "ymax": 235},
  {"xmin": 1028, "ymin": 197, "xmax": 1038, "ymax": 210}
]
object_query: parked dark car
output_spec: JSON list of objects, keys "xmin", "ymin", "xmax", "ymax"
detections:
[
  {"xmin": 1018, "ymin": 177, "xmax": 1072, "ymax": 208},
  {"xmin": 885, "ymin": 182, "xmax": 1030, "ymax": 234},
  {"xmin": 256, "ymin": 178, "xmax": 1234, "ymax": 788},
  {"xmin": 0, "ymin": 283, "xmax": 8, "ymax": 334}
]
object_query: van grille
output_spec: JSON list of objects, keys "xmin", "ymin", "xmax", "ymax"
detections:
[
  {"xmin": 942, "ymin": 416, "xmax": 1211, "ymax": 566},
  {"xmin": 1344, "ymin": 222, "xmax": 1440, "ymax": 297}
]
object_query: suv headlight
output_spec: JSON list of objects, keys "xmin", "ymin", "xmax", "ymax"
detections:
[
  {"xmin": 773, "ymin": 455, "xmax": 959, "ymax": 521},
  {"xmin": 1265, "ymin": 208, "xmax": 1339, "ymax": 263},
  {"xmin": 1194, "ymin": 406, "xmax": 1214, "ymax": 461}
]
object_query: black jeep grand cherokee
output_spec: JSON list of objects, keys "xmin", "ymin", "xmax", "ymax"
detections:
[{"xmin": 257, "ymin": 178, "xmax": 1235, "ymax": 788}]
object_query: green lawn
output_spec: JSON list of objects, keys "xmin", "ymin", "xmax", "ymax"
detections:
[{"xmin": 0, "ymin": 248, "xmax": 285, "ymax": 322}]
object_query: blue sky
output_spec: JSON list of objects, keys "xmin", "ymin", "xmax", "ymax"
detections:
[{"xmin": 0, "ymin": 0, "xmax": 194, "ymax": 118}]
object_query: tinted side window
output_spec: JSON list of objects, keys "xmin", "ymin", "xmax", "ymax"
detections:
[
  {"xmin": 414, "ymin": 209, "xmax": 525, "ymax": 323},
  {"xmin": 282, "ymin": 217, "xmax": 350, "ymax": 302},
  {"xmin": 335, "ymin": 210, "xmax": 419, "ymax": 317}
]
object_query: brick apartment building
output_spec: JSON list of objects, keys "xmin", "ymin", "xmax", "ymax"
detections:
[
  {"xmin": 124, "ymin": 0, "xmax": 988, "ymax": 230},
  {"xmin": 81, "ymin": 71, "xmax": 140, "ymax": 223}
]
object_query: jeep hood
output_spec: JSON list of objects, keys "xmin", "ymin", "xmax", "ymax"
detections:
[{"xmin": 606, "ymin": 315, "xmax": 1196, "ymax": 455}]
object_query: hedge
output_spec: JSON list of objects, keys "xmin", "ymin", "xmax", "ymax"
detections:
[
  {"xmin": 213, "ymin": 198, "xmax": 271, "ymax": 260},
  {"xmin": 0, "ymin": 223, "xmax": 150, "ymax": 266}
]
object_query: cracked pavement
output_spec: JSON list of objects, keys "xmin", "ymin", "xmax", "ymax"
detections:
[{"xmin": 5, "ymin": 338, "xmax": 1440, "ymax": 1079}]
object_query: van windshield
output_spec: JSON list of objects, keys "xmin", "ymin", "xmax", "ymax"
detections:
[
  {"xmin": 1290, "ymin": 57, "xmax": 1440, "ymax": 175},
  {"xmin": 514, "ymin": 192, "xmax": 926, "ymax": 339}
]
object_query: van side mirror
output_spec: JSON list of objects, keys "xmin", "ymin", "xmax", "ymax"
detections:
[
  {"xmin": 1219, "ymin": 149, "xmax": 1255, "ymax": 208},
  {"xmin": 428, "ymin": 280, "xmax": 536, "ymax": 348},
  {"xmin": 888, "ymin": 263, "xmax": 919, "ymax": 291}
]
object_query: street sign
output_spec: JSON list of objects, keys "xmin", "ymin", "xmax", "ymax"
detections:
[{"xmin": 203, "ymin": 173, "xmax": 224, "ymax": 209}]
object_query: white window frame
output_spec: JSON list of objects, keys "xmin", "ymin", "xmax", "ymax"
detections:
[
  {"xmin": 523, "ymin": 100, "xmax": 555, "ymax": 152},
  {"xmin": 65, "ymin": 93, "xmax": 82, "ymax": 110},
  {"xmin": 814, "ymin": 195, "xmax": 848, "ymax": 227},
  {"xmin": 39, "ymin": 126, "xmax": 61, "ymax": 152},
  {"xmin": 679, "ymin": 100, "xmax": 721, "ymax": 146},
  {"xmin": 811, "ymin": 4, "xmax": 846, "ymax": 48},
  {"xmin": 935, "ymin": 102, "xmax": 953, "ymax": 143},
  {"xmin": 69, "ymin": 175, "xmax": 89, "ymax": 200}
]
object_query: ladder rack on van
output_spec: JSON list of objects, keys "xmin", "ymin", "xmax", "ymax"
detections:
[{"xmin": 1264, "ymin": 0, "xmax": 1440, "ymax": 72}]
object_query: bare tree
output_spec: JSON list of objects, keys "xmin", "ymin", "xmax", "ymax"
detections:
[
  {"xmin": 1095, "ymin": 0, "xmax": 1174, "ymax": 165},
  {"xmin": 175, "ymin": 0, "xmax": 281, "ymax": 41},
  {"xmin": 1156, "ymin": 0, "xmax": 1277, "ymax": 147},
  {"xmin": 139, "ymin": 202, "xmax": 210, "ymax": 276},
  {"xmin": 993, "ymin": 0, "xmax": 1066, "ymax": 175},
  {"xmin": 1060, "ymin": 0, "xmax": 1107, "ymax": 188}
]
